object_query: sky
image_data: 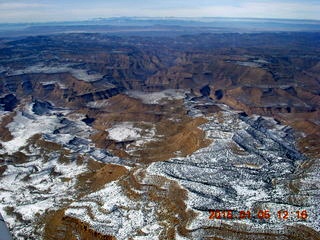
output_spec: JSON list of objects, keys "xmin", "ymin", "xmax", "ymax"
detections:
[{"xmin": 0, "ymin": 0, "xmax": 319, "ymax": 23}]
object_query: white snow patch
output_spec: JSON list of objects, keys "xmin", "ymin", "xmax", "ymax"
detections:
[
  {"xmin": 233, "ymin": 184, "xmax": 269, "ymax": 208},
  {"xmin": 70, "ymin": 69, "xmax": 103, "ymax": 82},
  {"xmin": 107, "ymin": 122, "xmax": 142, "ymax": 142},
  {"xmin": 0, "ymin": 104, "xmax": 60, "ymax": 154},
  {"xmin": 126, "ymin": 89, "xmax": 187, "ymax": 104},
  {"xmin": 86, "ymin": 100, "xmax": 109, "ymax": 109},
  {"xmin": 9, "ymin": 64, "xmax": 103, "ymax": 82},
  {"xmin": 40, "ymin": 80, "xmax": 67, "ymax": 89}
]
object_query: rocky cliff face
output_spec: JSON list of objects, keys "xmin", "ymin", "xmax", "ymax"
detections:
[{"xmin": 1, "ymin": 33, "xmax": 319, "ymax": 119}]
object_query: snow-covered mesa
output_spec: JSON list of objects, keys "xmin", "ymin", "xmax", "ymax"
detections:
[
  {"xmin": 0, "ymin": 105, "xmax": 60, "ymax": 154},
  {"xmin": 107, "ymin": 122, "xmax": 155, "ymax": 145},
  {"xmin": 126, "ymin": 89, "xmax": 187, "ymax": 104},
  {"xmin": 108, "ymin": 122, "xmax": 142, "ymax": 141},
  {"xmin": 7, "ymin": 64, "xmax": 103, "ymax": 82}
]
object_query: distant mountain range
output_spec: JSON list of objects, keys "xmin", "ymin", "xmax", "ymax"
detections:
[{"xmin": 1, "ymin": 17, "xmax": 320, "ymax": 38}]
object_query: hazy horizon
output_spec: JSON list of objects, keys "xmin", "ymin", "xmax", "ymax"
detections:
[
  {"xmin": 1, "ymin": 17, "xmax": 320, "ymax": 26},
  {"xmin": 0, "ymin": 0, "xmax": 319, "ymax": 23}
]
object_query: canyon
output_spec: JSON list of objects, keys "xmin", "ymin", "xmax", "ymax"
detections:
[{"xmin": 0, "ymin": 28, "xmax": 319, "ymax": 239}]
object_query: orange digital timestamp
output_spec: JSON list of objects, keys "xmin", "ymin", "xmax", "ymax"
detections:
[
  {"xmin": 209, "ymin": 209, "xmax": 308, "ymax": 220},
  {"xmin": 277, "ymin": 210, "xmax": 308, "ymax": 220}
]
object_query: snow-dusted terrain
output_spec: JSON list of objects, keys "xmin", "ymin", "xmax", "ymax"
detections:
[
  {"xmin": 0, "ymin": 102, "xmax": 125, "ymax": 239},
  {"xmin": 65, "ymin": 182, "xmax": 162, "ymax": 239},
  {"xmin": 146, "ymin": 98, "xmax": 320, "ymax": 236},
  {"xmin": 60, "ymin": 96, "xmax": 320, "ymax": 239},
  {"xmin": 0, "ymin": 105, "xmax": 60, "ymax": 154},
  {"xmin": 0, "ymin": 95, "xmax": 319, "ymax": 239}
]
